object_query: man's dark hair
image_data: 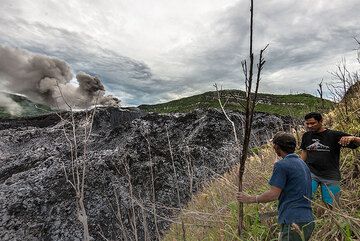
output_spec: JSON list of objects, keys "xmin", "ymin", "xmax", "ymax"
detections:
[
  {"xmin": 272, "ymin": 132, "xmax": 296, "ymax": 153},
  {"xmin": 304, "ymin": 112, "xmax": 323, "ymax": 121}
]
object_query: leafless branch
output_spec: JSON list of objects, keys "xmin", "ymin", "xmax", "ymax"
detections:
[{"xmin": 214, "ymin": 83, "xmax": 239, "ymax": 143}]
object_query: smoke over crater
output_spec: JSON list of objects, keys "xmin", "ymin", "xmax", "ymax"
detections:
[{"xmin": 0, "ymin": 45, "xmax": 120, "ymax": 112}]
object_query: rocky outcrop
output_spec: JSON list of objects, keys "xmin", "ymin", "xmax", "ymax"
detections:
[{"xmin": 0, "ymin": 107, "xmax": 295, "ymax": 240}]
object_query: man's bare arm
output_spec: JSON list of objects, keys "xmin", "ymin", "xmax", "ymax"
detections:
[
  {"xmin": 301, "ymin": 150, "xmax": 307, "ymax": 161},
  {"xmin": 339, "ymin": 136, "xmax": 360, "ymax": 146},
  {"xmin": 237, "ymin": 186, "xmax": 282, "ymax": 204}
]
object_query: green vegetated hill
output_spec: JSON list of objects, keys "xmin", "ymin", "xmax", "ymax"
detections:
[
  {"xmin": 138, "ymin": 90, "xmax": 333, "ymax": 118},
  {"xmin": 0, "ymin": 93, "xmax": 52, "ymax": 118},
  {"xmin": 1, "ymin": 90, "xmax": 333, "ymax": 119}
]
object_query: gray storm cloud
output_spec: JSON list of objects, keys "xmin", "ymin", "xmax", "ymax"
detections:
[{"xmin": 0, "ymin": 45, "xmax": 120, "ymax": 112}]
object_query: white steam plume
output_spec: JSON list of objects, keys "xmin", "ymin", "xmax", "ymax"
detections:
[
  {"xmin": 0, "ymin": 45, "xmax": 120, "ymax": 111},
  {"xmin": 0, "ymin": 92, "xmax": 22, "ymax": 116}
]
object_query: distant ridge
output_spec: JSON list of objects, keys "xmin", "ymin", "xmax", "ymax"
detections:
[
  {"xmin": 1, "ymin": 90, "xmax": 334, "ymax": 119},
  {"xmin": 138, "ymin": 89, "xmax": 333, "ymax": 118}
]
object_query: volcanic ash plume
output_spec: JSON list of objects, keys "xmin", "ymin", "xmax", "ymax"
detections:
[{"xmin": 0, "ymin": 45, "xmax": 120, "ymax": 111}]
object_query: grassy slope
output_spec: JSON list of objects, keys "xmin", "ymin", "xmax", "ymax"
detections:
[
  {"xmin": 163, "ymin": 143, "xmax": 280, "ymax": 241},
  {"xmin": 163, "ymin": 87, "xmax": 360, "ymax": 240},
  {"xmin": 0, "ymin": 94, "xmax": 52, "ymax": 118},
  {"xmin": 139, "ymin": 90, "xmax": 333, "ymax": 118}
]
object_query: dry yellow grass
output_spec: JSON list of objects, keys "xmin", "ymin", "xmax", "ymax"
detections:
[{"xmin": 163, "ymin": 143, "xmax": 280, "ymax": 241}]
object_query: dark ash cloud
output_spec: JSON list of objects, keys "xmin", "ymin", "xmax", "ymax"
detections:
[{"xmin": 0, "ymin": 45, "xmax": 119, "ymax": 112}]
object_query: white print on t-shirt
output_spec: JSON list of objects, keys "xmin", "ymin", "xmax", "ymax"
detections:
[{"xmin": 306, "ymin": 139, "xmax": 330, "ymax": 152}]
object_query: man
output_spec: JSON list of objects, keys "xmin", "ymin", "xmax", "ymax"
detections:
[
  {"xmin": 238, "ymin": 132, "xmax": 314, "ymax": 241},
  {"xmin": 300, "ymin": 112, "xmax": 360, "ymax": 207}
]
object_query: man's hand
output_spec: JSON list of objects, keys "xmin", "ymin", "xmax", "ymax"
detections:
[
  {"xmin": 237, "ymin": 192, "xmax": 255, "ymax": 203},
  {"xmin": 339, "ymin": 136, "xmax": 355, "ymax": 146},
  {"xmin": 237, "ymin": 186, "xmax": 282, "ymax": 204}
]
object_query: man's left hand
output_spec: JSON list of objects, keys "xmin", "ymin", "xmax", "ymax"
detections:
[
  {"xmin": 237, "ymin": 192, "xmax": 254, "ymax": 203},
  {"xmin": 339, "ymin": 136, "xmax": 355, "ymax": 146}
]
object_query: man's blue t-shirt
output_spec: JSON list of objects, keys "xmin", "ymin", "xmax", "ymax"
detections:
[{"xmin": 269, "ymin": 153, "xmax": 313, "ymax": 224}]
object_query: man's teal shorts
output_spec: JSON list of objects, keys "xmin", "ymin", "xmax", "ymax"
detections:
[{"xmin": 311, "ymin": 173, "xmax": 340, "ymax": 205}]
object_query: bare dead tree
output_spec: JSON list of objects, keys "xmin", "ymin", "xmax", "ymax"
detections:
[
  {"xmin": 214, "ymin": 0, "xmax": 268, "ymax": 236},
  {"xmin": 123, "ymin": 160, "xmax": 139, "ymax": 241},
  {"xmin": 185, "ymin": 146, "xmax": 195, "ymax": 197},
  {"xmin": 334, "ymin": 60, "xmax": 351, "ymax": 115},
  {"xmin": 142, "ymin": 134, "xmax": 161, "ymax": 240},
  {"xmin": 354, "ymin": 37, "xmax": 360, "ymax": 64},
  {"xmin": 166, "ymin": 126, "xmax": 187, "ymax": 241},
  {"xmin": 114, "ymin": 191, "xmax": 130, "ymax": 241},
  {"xmin": 55, "ymin": 82, "xmax": 96, "ymax": 241},
  {"xmin": 237, "ymin": 0, "xmax": 269, "ymax": 236},
  {"xmin": 317, "ymin": 79, "xmax": 324, "ymax": 109},
  {"xmin": 141, "ymin": 203, "xmax": 149, "ymax": 241},
  {"xmin": 328, "ymin": 52, "xmax": 359, "ymax": 119}
]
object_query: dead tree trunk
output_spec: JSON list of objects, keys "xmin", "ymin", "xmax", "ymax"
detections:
[
  {"xmin": 238, "ymin": 0, "xmax": 268, "ymax": 236},
  {"xmin": 317, "ymin": 79, "xmax": 324, "ymax": 109}
]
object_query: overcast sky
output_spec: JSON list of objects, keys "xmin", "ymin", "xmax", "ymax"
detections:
[{"xmin": 0, "ymin": 0, "xmax": 359, "ymax": 106}]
